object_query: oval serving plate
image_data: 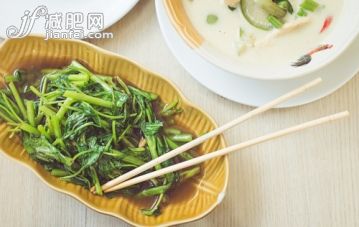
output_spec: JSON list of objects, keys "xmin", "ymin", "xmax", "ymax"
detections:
[{"xmin": 0, "ymin": 36, "xmax": 229, "ymax": 227}]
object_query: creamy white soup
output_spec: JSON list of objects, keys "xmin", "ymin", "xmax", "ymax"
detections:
[{"xmin": 183, "ymin": 0, "xmax": 343, "ymax": 67}]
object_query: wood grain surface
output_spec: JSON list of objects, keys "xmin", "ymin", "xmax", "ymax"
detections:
[{"xmin": 0, "ymin": 1, "xmax": 358, "ymax": 226}]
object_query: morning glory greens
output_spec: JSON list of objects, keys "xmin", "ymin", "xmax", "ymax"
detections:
[{"xmin": 0, "ymin": 61, "xmax": 201, "ymax": 216}]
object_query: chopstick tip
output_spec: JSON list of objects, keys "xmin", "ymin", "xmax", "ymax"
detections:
[
  {"xmin": 304, "ymin": 77, "xmax": 322, "ymax": 90},
  {"xmin": 313, "ymin": 77, "xmax": 323, "ymax": 84},
  {"xmin": 341, "ymin": 110, "xmax": 350, "ymax": 117},
  {"xmin": 331, "ymin": 111, "xmax": 350, "ymax": 120}
]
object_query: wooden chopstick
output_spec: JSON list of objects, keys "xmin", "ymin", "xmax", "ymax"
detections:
[
  {"xmin": 104, "ymin": 111, "xmax": 349, "ymax": 192},
  {"xmin": 95, "ymin": 78, "xmax": 322, "ymax": 193}
]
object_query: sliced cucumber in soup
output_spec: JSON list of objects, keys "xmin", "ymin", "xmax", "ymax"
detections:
[
  {"xmin": 260, "ymin": 0, "xmax": 287, "ymax": 18},
  {"xmin": 241, "ymin": 0, "xmax": 273, "ymax": 30},
  {"xmin": 241, "ymin": 0, "xmax": 287, "ymax": 31}
]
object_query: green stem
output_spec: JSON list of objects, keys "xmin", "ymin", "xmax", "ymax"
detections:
[
  {"xmin": 37, "ymin": 125, "xmax": 51, "ymax": 140},
  {"xmin": 40, "ymin": 106, "xmax": 56, "ymax": 118},
  {"xmin": 104, "ymin": 150, "xmax": 145, "ymax": 166},
  {"xmin": 51, "ymin": 169, "xmax": 69, "ymax": 177},
  {"xmin": 117, "ymin": 125, "xmax": 131, "ymax": 142},
  {"xmin": 137, "ymin": 184, "xmax": 171, "ymax": 198},
  {"xmin": 141, "ymin": 193, "xmax": 164, "ymax": 216},
  {"xmin": 56, "ymin": 98, "xmax": 75, "ymax": 120},
  {"xmin": 179, "ymin": 166, "xmax": 201, "ymax": 182},
  {"xmin": 29, "ymin": 86, "xmax": 42, "ymax": 98},
  {"xmin": 35, "ymin": 113, "xmax": 44, "ymax": 125},
  {"xmin": 72, "ymin": 149, "xmax": 92, "ymax": 163},
  {"xmin": 165, "ymin": 137, "xmax": 193, "ymax": 160},
  {"xmin": 112, "ymin": 121, "xmax": 117, "ymax": 144},
  {"xmin": 0, "ymin": 109, "xmax": 16, "ymax": 123},
  {"xmin": 0, "ymin": 104, "xmax": 21, "ymax": 123},
  {"xmin": 46, "ymin": 117, "xmax": 54, "ymax": 136},
  {"xmin": 165, "ymin": 137, "xmax": 179, "ymax": 149},
  {"xmin": 115, "ymin": 77, "xmax": 130, "ymax": 94},
  {"xmin": 63, "ymin": 91, "xmax": 112, "ymax": 108},
  {"xmin": 44, "ymin": 91, "xmax": 62, "ymax": 100},
  {"xmin": 164, "ymin": 127, "xmax": 181, "ymax": 135},
  {"xmin": 51, "ymin": 116, "xmax": 62, "ymax": 139},
  {"xmin": 8, "ymin": 82, "xmax": 27, "ymax": 119},
  {"xmin": 68, "ymin": 73, "xmax": 89, "ymax": 82},
  {"xmin": 1, "ymin": 93, "xmax": 22, "ymax": 122},
  {"xmin": 2, "ymin": 92, "xmax": 20, "ymax": 114},
  {"xmin": 93, "ymin": 109, "xmax": 136, "ymax": 120},
  {"xmin": 146, "ymin": 135, "xmax": 161, "ymax": 170},
  {"xmin": 90, "ymin": 74, "xmax": 112, "ymax": 92},
  {"xmin": 19, "ymin": 122, "xmax": 40, "ymax": 135},
  {"xmin": 168, "ymin": 133, "xmax": 193, "ymax": 143},
  {"xmin": 26, "ymin": 100, "xmax": 36, "ymax": 127},
  {"xmin": 90, "ymin": 166, "xmax": 103, "ymax": 195}
]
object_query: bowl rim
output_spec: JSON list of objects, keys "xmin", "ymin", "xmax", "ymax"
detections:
[
  {"xmin": 0, "ymin": 35, "xmax": 230, "ymax": 227},
  {"xmin": 164, "ymin": 0, "xmax": 359, "ymax": 81}
]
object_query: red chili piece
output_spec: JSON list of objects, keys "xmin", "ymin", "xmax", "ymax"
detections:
[{"xmin": 320, "ymin": 16, "xmax": 333, "ymax": 33}]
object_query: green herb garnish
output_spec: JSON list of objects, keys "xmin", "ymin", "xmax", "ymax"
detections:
[
  {"xmin": 207, "ymin": 14, "xmax": 218, "ymax": 24},
  {"xmin": 300, "ymin": 0, "xmax": 319, "ymax": 12},
  {"xmin": 267, "ymin": 15, "xmax": 283, "ymax": 28},
  {"xmin": 297, "ymin": 7, "xmax": 308, "ymax": 17},
  {"xmin": 239, "ymin": 27, "xmax": 245, "ymax": 38}
]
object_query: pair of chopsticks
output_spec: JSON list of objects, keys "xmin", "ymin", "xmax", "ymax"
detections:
[{"xmin": 91, "ymin": 78, "xmax": 349, "ymax": 193}]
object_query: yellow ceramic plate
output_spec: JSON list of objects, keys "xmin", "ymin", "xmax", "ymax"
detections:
[{"xmin": 0, "ymin": 36, "xmax": 229, "ymax": 226}]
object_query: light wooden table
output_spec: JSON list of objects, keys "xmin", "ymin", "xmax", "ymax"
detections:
[{"xmin": 1, "ymin": 1, "xmax": 359, "ymax": 227}]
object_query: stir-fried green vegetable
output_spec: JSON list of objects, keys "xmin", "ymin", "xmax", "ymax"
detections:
[{"xmin": 0, "ymin": 61, "xmax": 201, "ymax": 216}]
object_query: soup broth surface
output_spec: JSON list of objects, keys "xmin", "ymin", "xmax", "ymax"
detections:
[{"xmin": 183, "ymin": 0, "xmax": 343, "ymax": 67}]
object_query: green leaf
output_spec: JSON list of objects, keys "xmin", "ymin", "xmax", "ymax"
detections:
[
  {"xmin": 141, "ymin": 120, "xmax": 163, "ymax": 136},
  {"xmin": 129, "ymin": 86, "xmax": 158, "ymax": 101},
  {"xmin": 62, "ymin": 137, "xmax": 106, "ymax": 179},
  {"xmin": 23, "ymin": 135, "xmax": 72, "ymax": 166},
  {"xmin": 113, "ymin": 91, "xmax": 129, "ymax": 108},
  {"xmin": 300, "ymin": 0, "xmax": 319, "ymax": 12}
]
